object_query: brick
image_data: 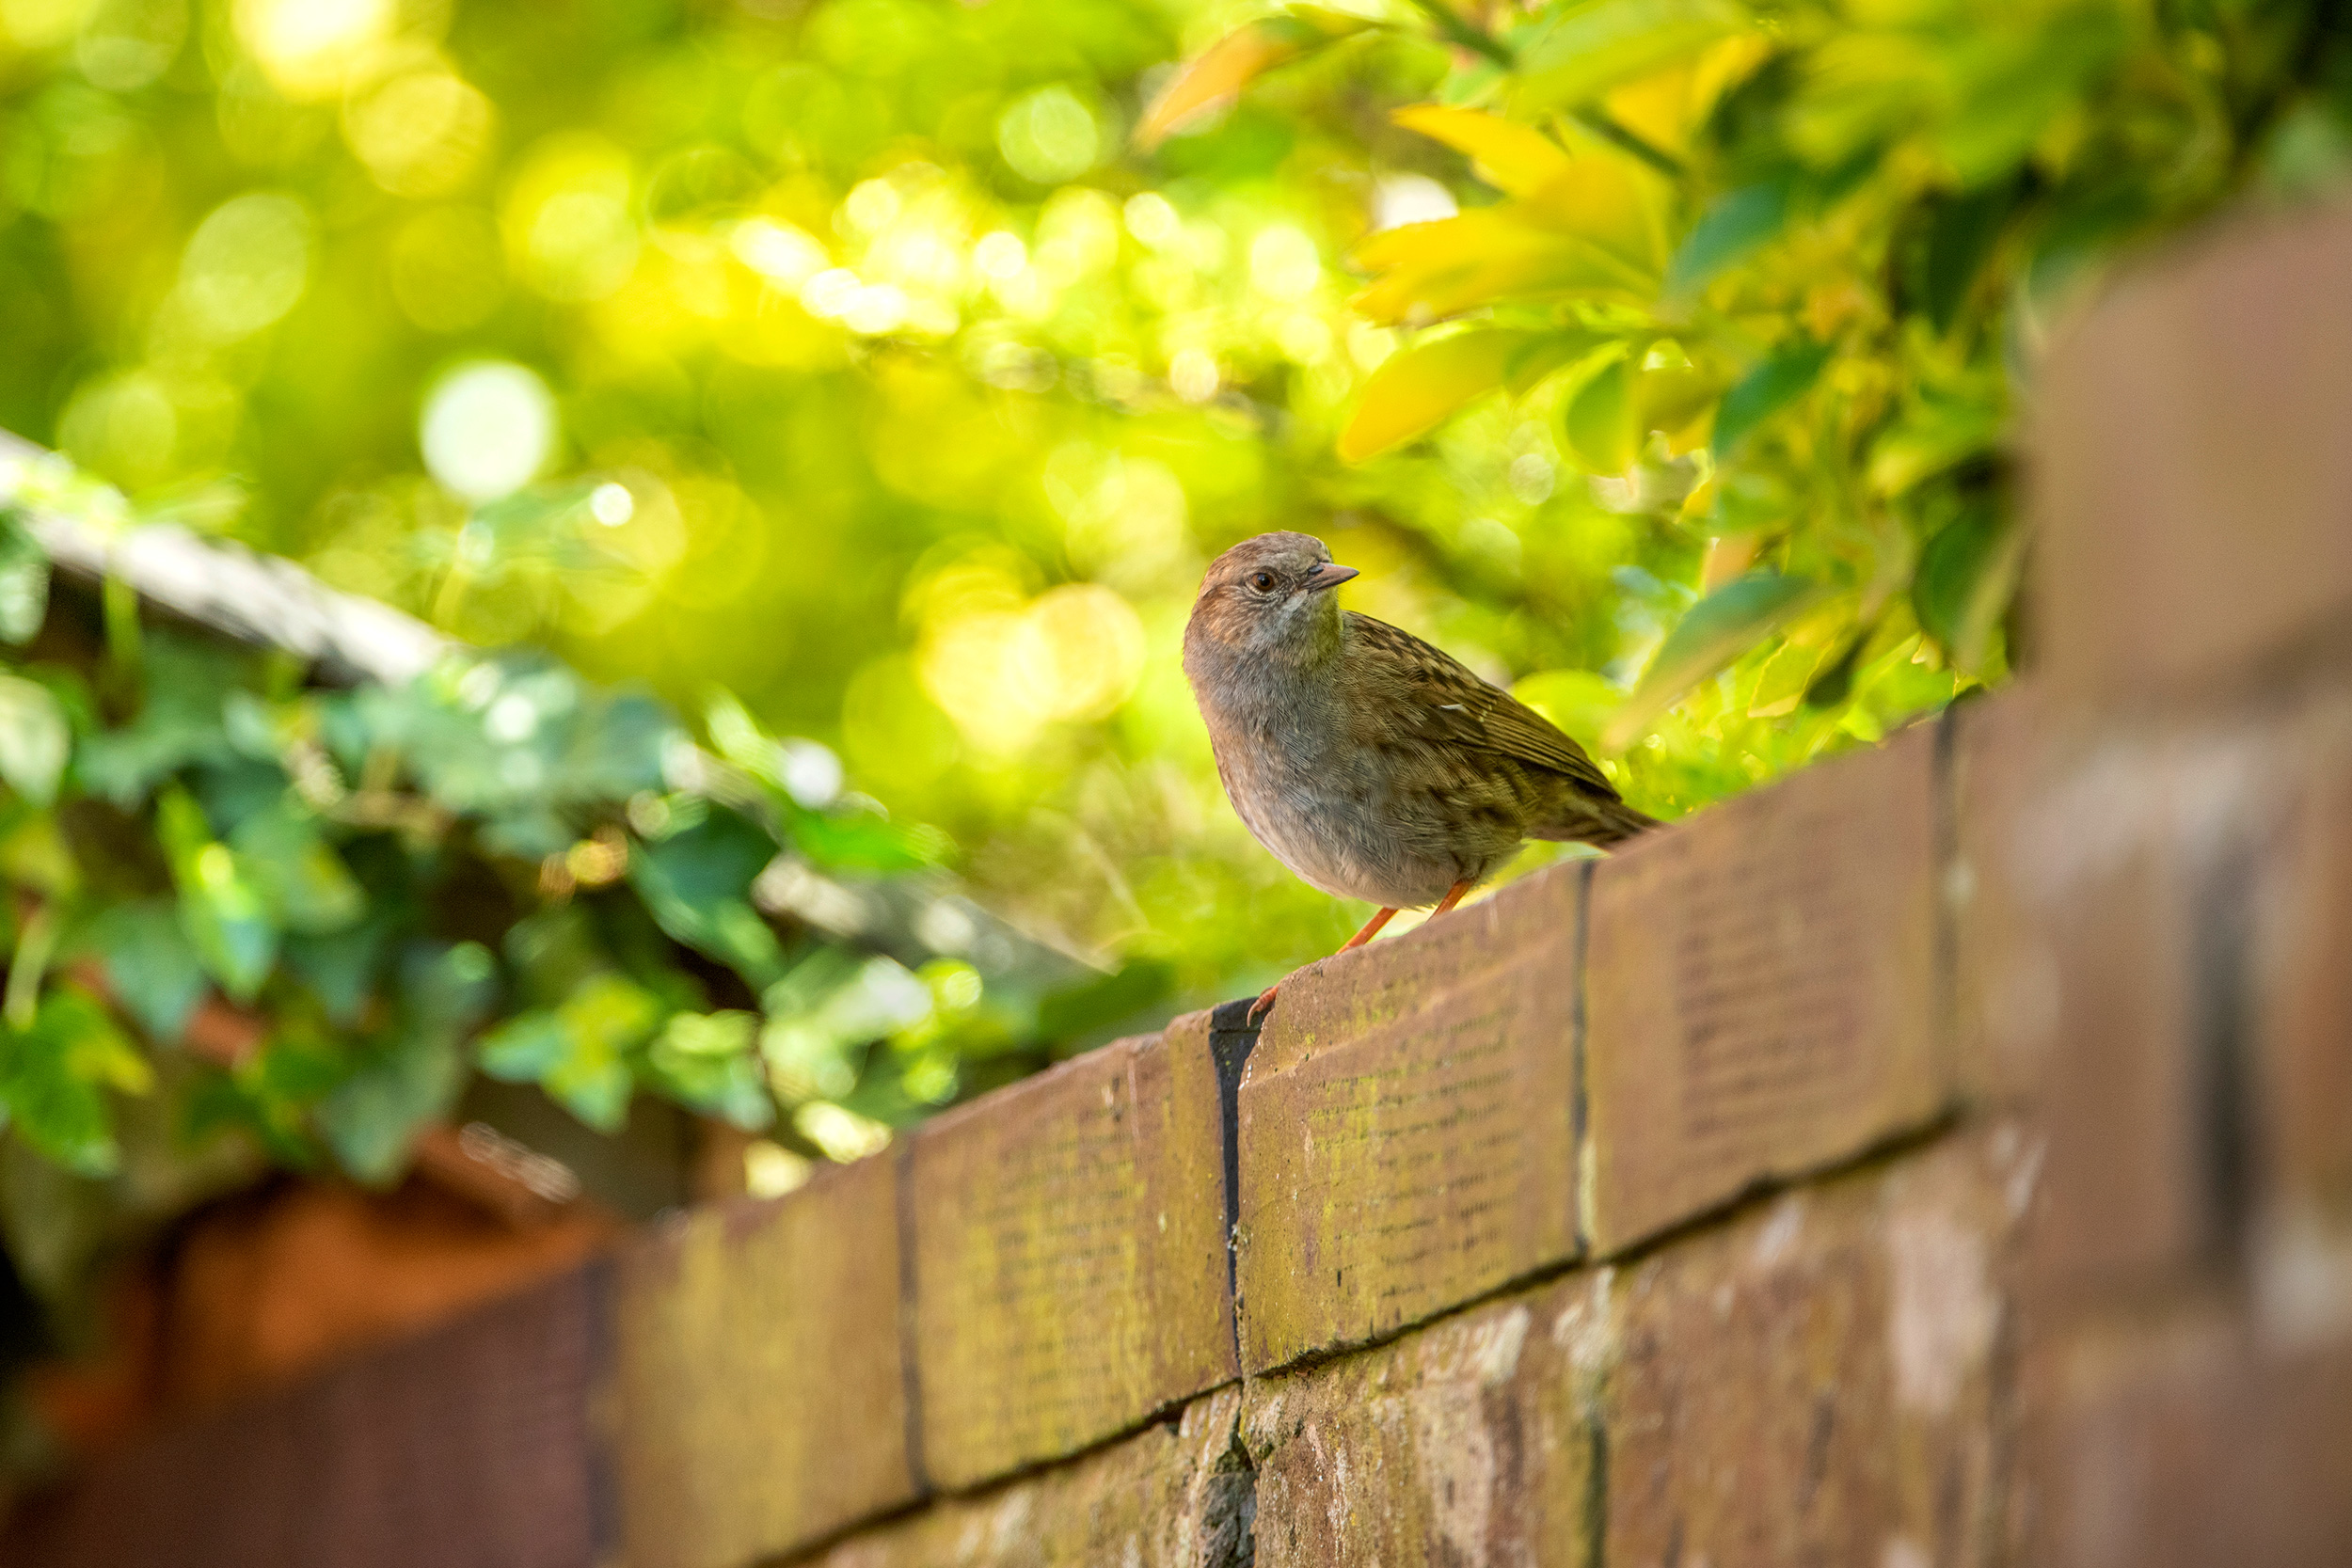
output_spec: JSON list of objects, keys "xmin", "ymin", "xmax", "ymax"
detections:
[
  {"xmin": 1235, "ymin": 1127, "xmax": 2027, "ymax": 1568},
  {"xmin": 1233, "ymin": 862, "xmax": 1583, "ymax": 1371},
  {"xmin": 5, "ymin": 1264, "xmax": 609, "ymax": 1568},
  {"xmin": 1598, "ymin": 1129, "xmax": 2026, "ymax": 1568},
  {"xmin": 2255, "ymin": 690, "xmax": 2352, "ymax": 1219},
  {"xmin": 909, "ymin": 1017, "xmax": 1235, "ymax": 1489},
  {"xmin": 612, "ymin": 1156, "xmax": 913, "ymax": 1568},
  {"xmin": 808, "ymin": 1388, "xmax": 1250, "ymax": 1568},
  {"xmin": 1948, "ymin": 685, "xmax": 2053, "ymax": 1105},
  {"xmin": 2036, "ymin": 199, "xmax": 2352, "ymax": 709},
  {"xmin": 1582, "ymin": 725, "xmax": 1945, "ymax": 1254},
  {"xmin": 2021, "ymin": 1303, "xmax": 2352, "ymax": 1568},
  {"xmin": 1242, "ymin": 1268, "xmax": 1604, "ymax": 1568}
]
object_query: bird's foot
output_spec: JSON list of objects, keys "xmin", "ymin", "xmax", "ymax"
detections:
[{"xmin": 1246, "ymin": 982, "xmax": 1282, "ymax": 1026}]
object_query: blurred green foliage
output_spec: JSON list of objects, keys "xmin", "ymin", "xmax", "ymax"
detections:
[{"xmin": 0, "ymin": 0, "xmax": 2347, "ymax": 1233}]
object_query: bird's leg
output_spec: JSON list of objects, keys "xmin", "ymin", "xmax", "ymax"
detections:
[
  {"xmin": 1339, "ymin": 905, "xmax": 1400, "ymax": 951},
  {"xmin": 1248, "ymin": 906, "xmax": 1401, "ymax": 1024},
  {"xmin": 1428, "ymin": 879, "xmax": 1473, "ymax": 919}
]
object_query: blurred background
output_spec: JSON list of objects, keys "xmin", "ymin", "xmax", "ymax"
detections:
[{"xmin": 2, "ymin": 0, "xmax": 2348, "ymax": 1484}]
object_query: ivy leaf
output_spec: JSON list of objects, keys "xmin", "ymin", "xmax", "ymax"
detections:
[
  {"xmin": 1604, "ymin": 572, "xmax": 1823, "ymax": 751},
  {"xmin": 0, "ymin": 513, "xmax": 50, "ymax": 645},
  {"xmin": 629, "ymin": 807, "xmax": 786, "ymax": 986},
  {"xmin": 156, "ymin": 786, "xmax": 278, "ymax": 1003},
  {"xmin": 0, "ymin": 986, "xmax": 152, "ymax": 1178},
  {"xmin": 644, "ymin": 1009, "xmax": 771, "ymax": 1131},
  {"xmin": 85, "ymin": 900, "xmax": 208, "ymax": 1043},
  {"xmin": 230, "ymin": 802, "xmax": 365, "ymax": 935},
  {"xmin": 0, "ymin": 673, "xmax": 69, "ymax": 806},
  {"xmin": 480, "ymin": 973, "xmax": 662, "ymax": 1133},
  {"xmin": 316, "ymin": 942, "xmax": 494, "ymax": 1182},
  {"xmin": 1915, "ymin": 502, "xmax": 2023, "ymax": 673}
]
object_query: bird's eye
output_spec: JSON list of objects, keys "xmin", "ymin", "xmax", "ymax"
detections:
[{"xmin": 1248, "ymin": 571, "xmax": 1276, "ymax": 592}]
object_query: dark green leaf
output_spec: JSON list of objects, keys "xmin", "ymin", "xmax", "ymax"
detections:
[
  {"xmin": 1666, "ymin": 174, "xmax": 1794, "ymax": 296},
  {"xmin": 1711, "ymin": 339, "xmax": 1832, "ymax": 454},
  {"xmin": 86, "ymin": 900, "xmax": 207, "ymax": 1043},
  {"xmin": 0, "ymin": 987, "xmax": 151, "ymax": 1177},
  {"xmin": 1604, "ymin": 572, "xmax": 1822, "ymax": 750}
]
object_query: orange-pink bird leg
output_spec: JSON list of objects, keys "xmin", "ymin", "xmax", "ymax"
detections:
[{"xmin": 1247, "ymin": 884, "xmax": 1470, "ymax": 1024}]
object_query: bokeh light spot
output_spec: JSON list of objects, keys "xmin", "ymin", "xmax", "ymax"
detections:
[
  {"xmin": 232, "ymin": 0, "xmax": 389, "ymax": 99},
  {"xmin": 420, "ymin": 361, "xmax": 556, "ymax": 501},
  {"xmin": 179, "ymin": 191, "xmax": 312, "ymax": 341},
  {"xmin": 997, "ymin": 85, "xmax": 1099, "ymax": 184}
]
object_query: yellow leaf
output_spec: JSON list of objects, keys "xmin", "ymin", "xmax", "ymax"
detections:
[
  {"xmin": 1391, "ymin": 104, "xmax": 1573, "ymax": 198},
  {"xmin": 1600, "ymin": 33, "xmax": 1774, "ymax": 156},
  {"xmin": 1563, "ymin": 349, "xmax": 1641, "ymax": 474},
  {"xmin": 1519, "ymin": 128, "xmax": 1673, "ymax": 275},
  {"xmin": 1349, "ymin": 209, "xmax": 1656, "ymax": 325},
  {"xmin": 1337, "ymin": 329, "xmax": 1534, "ymax": 463},
  {"xmin": 1634, "ymin": 363, "xmax": 1721, "ymax": 453},
  {"xmin": 1136, "ymin": 11, "xmax": 1372, "ymax": 148}
]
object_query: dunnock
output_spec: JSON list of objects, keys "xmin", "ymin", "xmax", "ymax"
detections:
[{"xmin": 1184, "ymin": 531, "xmax": 1656, "ymax": 1019}]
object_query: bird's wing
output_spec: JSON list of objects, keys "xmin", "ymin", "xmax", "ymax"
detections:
[{"xmin": 1343, "ymin": 611, "xmax": 1622, "ymax": 800}]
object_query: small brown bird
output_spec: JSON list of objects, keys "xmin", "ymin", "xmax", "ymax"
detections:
[{"xmin": 1184, "ymin": 531, "xmax": 1657, "ymax": 1020}]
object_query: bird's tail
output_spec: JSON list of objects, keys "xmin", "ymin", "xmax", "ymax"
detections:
[{"xmin": 1534, "ymin": 793, "xmax": 1661, "ymax": 849}]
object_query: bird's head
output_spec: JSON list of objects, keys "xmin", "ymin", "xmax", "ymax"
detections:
[{"xmin": 1184, "ymin": 531, "xmax": 1359, "ymax": 662}]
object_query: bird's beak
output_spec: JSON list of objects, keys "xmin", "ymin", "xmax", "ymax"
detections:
[{"xmin": 1304, "ymin": 562, "xmax": 1359, "ymax": 593}]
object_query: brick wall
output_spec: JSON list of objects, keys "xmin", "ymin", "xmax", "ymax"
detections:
[{"xmin": 10, "ymin": 200, "xmax": 2352, "ymax": 1568}]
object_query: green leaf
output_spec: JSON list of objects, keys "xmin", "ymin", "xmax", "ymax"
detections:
[
  {"xmin": 316, "ymin": 1027, "xmax": 465, "ymax": 1184},
  {"xmin": 645, "ymin": 1009, "xmax": 772, "ymax": 1131},
  {"xmin": 1666, "ymin": 175, "xmax": 1794, "ymax": 296},
  {"xmin": 1512, "ymin": 0, "xmax": 1745, "ymax": 117},
  {"xmin": 1337, "ymin": 329, "xmax": 1536, "ymax": 463},
  {"xmin": 1561, "ymin": 349, "xmax": 1641, "ymax": 475},
  {"xmin": 482, "ymin": 973, "xmax": 663, "ymax": 1132},
  {"xmin": 230, "ymin": 803, "xmax": 365, "ymax": 935},
  {"xmin": 629, "ymin": 808, "xmax": 787, "ymax": 986},
  {"xmin": 1711, "ymin": 339, "xmax": 1832, "ymax": 454},
  {"xmin": 1914, "ymin": 503, "xmax": 2023, "ymax": 673},
  {"xmin": 0, "ymin": 987, "xmax": 152, "ymax": 1178},
  {"xmin": 0, "ymin": 514, "xmax": 50, "ymax": 645},
  {"xmin": 0, "ymin": 673, "xmax": 69, "ymax": 806},
  {"xmin": 86, "ymin": 900, "xmax": 208, "ymax": 1043},
  {"xmin": 477, "ymin": 1009, "xmax": 570, "ymax": 1081},
  {"xmin": 1605, "ymin": 572, "xmax": 1822, "ymax": 751},
  {"xmin": 1917, "ymin": 179, "xmax": 2017, "ymax": 334},
  {"xmin": 156, "ymin": 786, "xmax": 278, "ymax": 1003}
]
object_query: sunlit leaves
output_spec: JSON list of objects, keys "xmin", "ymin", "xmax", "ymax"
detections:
[
  {"xmin": 1511, "ymin": 0, "xmax": 1747, "ymax": 117},
  {"xmin": 0, "ymin": 986, "xmax": 151, "ymax": 1177},
  {"xmin": 1339, "ymin": 329, "xmax": 1534, "ymax": 462},
  {"xmin": 1136, "ymin": 8, "xmax": 1375, "ymax": 148},
  {"xmin": 1605, "ymin": 572, "xmax": 1823, "ymax": 752},
  {"xmin": 156, "ymin": 784, "xmax": 278, "ymax": 1003},
  {"xmin": 1711, "ymin": 339, "xmax": 1832, "ymax": 454},
  {"xmin": 0, "ymin": 673, "xmax": 69, "ymax": 806}
]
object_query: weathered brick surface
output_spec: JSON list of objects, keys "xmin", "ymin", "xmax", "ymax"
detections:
[
  {"xmin": 1239, "ymin": 1126, "xmax": 2028, "ymax": 1568},
  {"xmin": 1948, "ymin": 685, "xmax": 2050, "ymax": 1106},
  {"xmin": 5, "ymin": 1264, "xmax": 609, "ymax": 1568},
  {"xmin": 2020, "ymin": 1303, "xmax": 2352, "ymax": 1568},
  {"xmin": 1597, "ymin": 1129, "xmax": 2026, "ymax": 1568},
  {"xmin": 1234, "ymin": 862, "xmax": 1583, "ymax": 1371},
  {"xmin": 1243, "ymin": 1268, "xmax": 1604, "ymax": 1567},
  {"xmin": 1582, "ymin": 725, "xmax": 1945, "ymax": 1255},
  {"xmin": 2255, "ymin": 690, "xmax": 2352, "ymax": 1222},
  {"xmin": 612, "ymin": 1156, "xmax": 913, "ymax": 1568},
  {"xmin": 804, "ymin": 1388, "xmax": 1250, "ymax": 1568},
  {"xmin": 909, "ymin": 1016, "xmax": 1234, "ymax": 1489},
  {"xmin": 2037, "ymin": 198, "xmax": 2352, "ymax": 708}
]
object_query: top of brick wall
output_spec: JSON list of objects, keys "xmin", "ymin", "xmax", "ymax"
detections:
[{"xmin": 15, "ymin": 197, "xmax": 2352, "ymax": 1568}]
